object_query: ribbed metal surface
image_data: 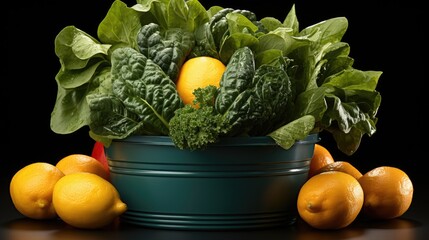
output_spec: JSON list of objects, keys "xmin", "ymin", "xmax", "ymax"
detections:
[{"xmin": 106, "ymin": 134, "xmax": 319, "ymax": 230}]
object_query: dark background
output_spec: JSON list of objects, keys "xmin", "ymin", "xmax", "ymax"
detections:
[{"xmin": 4, "ymin": 0, "xmax": 424, "ymax": 185}]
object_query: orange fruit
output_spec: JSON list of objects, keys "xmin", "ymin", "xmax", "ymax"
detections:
[
  {"xmin": 9, "ymin": 162, "xmax": 65, "ymax": 219},
  {"xmin": 176, "ymin": 56, "xmax": 226, "ymax": 105},
  {"xmin": 308, "ymin": 144, "xmax": 335, "ymax": 178},
  {"xmin": 313, "ymin": 161, "xmax": 363, "ymax": 180},
  {"xmin": 297, "ymin": 171, "xmax": 364, "ymax": 230},
  {"xmin": 56, "ymin": 154, "xmax": 109, "ymax": 181},
  {"xmin": 358, "ymin": 166, "xmax": 413, "ymax": 220}
]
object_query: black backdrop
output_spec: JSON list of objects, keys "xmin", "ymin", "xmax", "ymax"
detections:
[{"xmin": 5, "ymin": 0, "xmax": 424, "ymax": 183}]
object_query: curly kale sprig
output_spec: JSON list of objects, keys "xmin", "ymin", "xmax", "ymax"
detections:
[{"xmin": 169, "ymin": 86, "xmax": 230, "ymax": 150}]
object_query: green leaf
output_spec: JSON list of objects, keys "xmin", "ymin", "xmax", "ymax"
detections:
[
  {"xmin": 219, "ymin": 33, "xmax": 259, "ymax": 63},
  {"xmin": 168, "ymin": 0, "xmax": 209, "ymax": 32},
  {"xmin": 87, "ymin": 95, "xmax": 144, "ymax": 138},
  {"xmin": 268, "ymin": 115, "xmax": 315, "ymax": 150},
  {"xmin": 256, "ymin": 33, "xmax": 288, "ymax": 54},
  {"xmin": 110, "ymin": 47, "xmax": 183, "ymax": 134},
  {"xmin": 134, "ymin": 0, "xmax": 169, "ymax": 28},
  {"xmin": 136, "ymin": 23, "xmax": 195, "ymax": 81},
  {"xmin": 259, "ymin": 17, "xmax": 283, "ymax": 32},
  {"xmin": 323, "ymin": 94, "xmax": 377, "ymax": 134},
  {"xmin": 50, "ymin": 67, "xmax": 111, "ymax": 134},
  {"xmin": 328, "ymin": 126, "xmax": 364, "ymax": 156},
  {"xmin": 292, "ymin": 86, "xmax": 329, "ymax": 122},
  {"xmin": 323, "ymin": 69, "xmax": 382, "ymax": 91},
  {"xmin": 226, "ymin": 12, "xmax": 259, "ymax": 34},
  {"xmin": 300, "ymin": 17, "xmax": 348, "ymax": 46},
  {"xmin": 50, "ymin": 83, "xmax": 90, "ymax": 134},
  {"xmin": 54, "ymin": 26, "xmax": 111, "ymax": 71},
  {"xmin": 97, "ymin": 0, "xmax": 143, "ymax": 48},
  {"xmin": 56, "ymin": 60, "xmax": 106, "ymax": 89},
  {"xmin": 283, "ymin": 4, "xmax": 299, "ymax": 35}
]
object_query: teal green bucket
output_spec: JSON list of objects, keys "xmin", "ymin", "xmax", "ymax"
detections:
[{"xmin": 106, "ymin": 134, "xmax": 319, "ymax": 230}]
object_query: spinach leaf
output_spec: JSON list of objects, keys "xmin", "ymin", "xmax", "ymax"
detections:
[
  {"xmin": 136, "ymin": 23, "xmax": 195, "ymax": 81},
  {"xmin": 216, "ymin": 47, "xmax": 292, "ymax": 136},
  {"xmin": 87, "ymin": 95, "xmax": 144, "ymax": 145},
  {"xmin": 88, "ymin": 47, "xmax": 183, "ymax": 140},
  {"xmin": 247, "ymin": 63, "xmax": 292, "ymax": 135},
  {"xmin": 192, "ymin": 8, "xmax": 262, "ymax": 63}
]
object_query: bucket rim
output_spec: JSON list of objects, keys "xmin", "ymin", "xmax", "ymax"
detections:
[{"xmin": 111, "ymin": 133, "xmax": 320, "ymax": 147}]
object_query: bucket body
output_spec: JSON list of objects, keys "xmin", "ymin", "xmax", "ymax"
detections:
[{"xmin": 106, "ymin": 134, "xmax": 319, "ymax": 230}]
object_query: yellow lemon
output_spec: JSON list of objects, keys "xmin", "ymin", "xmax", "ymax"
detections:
[
  {"xmin": 52, "ymin": 172, "xmax": 127, "ymax": 229},
  {"xmin": 9, "ymin": 162, "xmax": 65, "ymax": 219},
  {"xmin": 176, "ymin": 56, "xmax": 226, "ymax": 106},
  {"xmin": 308, "ymin": 144, "xmax": 335, "ymax": 179},
  {"xmin": 313, "ymin": 161, "xmax": 363, "ymax": 180},
  {"xmin": 358, "ymin": 166, "xmax": 413, "ymax": 219},
  {"xmin": 56, "ymin": 153, "xmax": 109, "ymax": 181},
  {"xmin": 297, "ymin": 171, "xmax": 364, "ymax": 229}
]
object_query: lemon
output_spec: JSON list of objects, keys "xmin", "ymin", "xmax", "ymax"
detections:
[
  {"xmin": 9, "ymin": 162, "xmax": 65, "ymax": 219},
  {"xmin": 52, "ymin": 172, "xmax": 127, "ymax": 229},
  {"xmin": 176, "ymin": 56, "xmax": 226, "ymax": 105},
  {"xmin": 297, "ymin": 171, "xmax": 364, "ymax": 229},
  {"xmin": 56, "ymin": 153, "xmax": 109, "ymax": 181},
  {"xmin": 308, "ymin": 144, "xmax": 335, "ymax": 178},
  {"xmin": 358, "ymin": 166, "xmax": 413, "ymax": 219}
]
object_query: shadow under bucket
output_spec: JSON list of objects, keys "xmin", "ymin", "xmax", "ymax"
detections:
[{"xmin": 106, "ymin": 134, "xmax": 319, "ymax": 230}]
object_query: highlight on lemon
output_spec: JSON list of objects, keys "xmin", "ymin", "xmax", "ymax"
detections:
[{"xmin": 176, "ymin": 56, "xmax": 226, "ymax": 106}]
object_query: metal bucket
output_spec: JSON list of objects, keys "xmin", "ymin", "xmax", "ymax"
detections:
[{"xmin": 106, "ymin": 134, "xmax": 319, "ymax": 230}]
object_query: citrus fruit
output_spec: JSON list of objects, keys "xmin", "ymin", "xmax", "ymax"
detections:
[
  {"xmin": 358, "ymin": 166, "xmax": 413, "ymax": 220},
  {"xmin": 52, "ymin": 172, "xmax": 127, "ymax": 229},
  {"xmin": 313, "ymin": 161, "xmax": 363, "ymax": 180},
  {"xmin": 56, "ymin": 154, "xmax": 109, "ymax": 181},
  {"xmin": 176, "ymin": 56, "xmax": 226, "ymax": 105},
  {"xmin": 9, "ymin": 162, "xmax": 65, "ymax": 219},
  {"xmin": 297, "ymin": 171, "xmax": 364, "ymax": 230},
  {"xmin": 308, "ymin": 144, "xmax": 335, "ymax": 178}
]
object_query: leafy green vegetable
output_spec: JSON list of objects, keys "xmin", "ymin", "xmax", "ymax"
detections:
[
  {"xmin": 97, "ymin": 0, "xmax": 143, "ymax": 49},
  {"xmin": 268, "ymin": 115, "xmax": 315, "ymax": 149},
  {"xmin": 215, "ymin": 47, "xmax": 292, "ymax": 136},
  {"xmin": 87, "ymin": 47, "xmax": 183, "ymax": 145},
  {"xmin": 50, "ymin": 26, "xmax": 112, "ymax": 134},
  {"xmin": 136, "ymin": 23, "xmax": 194, "ymax": 81},
  {"xmin": 50, "ymin": 0, "xmax": 382, "ymax": 156},
  {"xmin": 169, "ymin": 47, "xmax": 293, "ymax": 149},
  {"xmin": 169, "ymin": 86, "xmax": 229, "ymax": 150}
]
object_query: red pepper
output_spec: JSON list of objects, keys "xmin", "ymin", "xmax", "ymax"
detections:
[{"xmin": 91, "ymin": 141, "xmax": 110, "ymax": 179}]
